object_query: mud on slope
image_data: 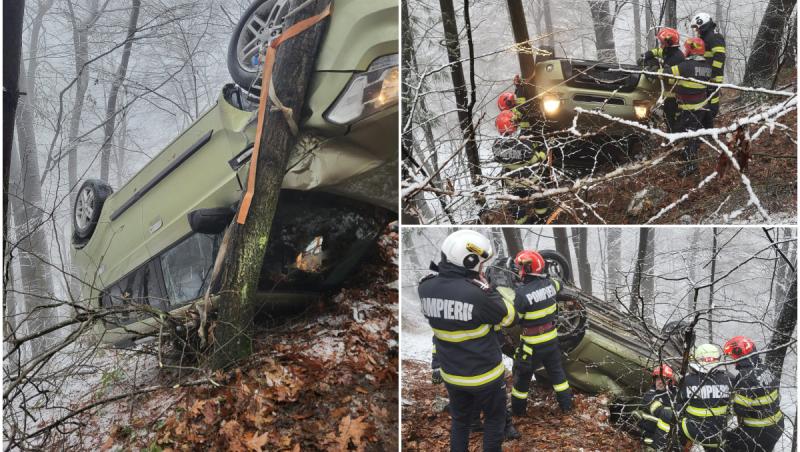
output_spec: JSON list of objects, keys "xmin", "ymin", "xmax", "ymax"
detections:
[
  {"xmin": 402, "ymin": 360, "xmax": 639, "ymax": 451},
  {"xmin": 480, "ymin": 87, "xmax": 797, "ymax": 225}
]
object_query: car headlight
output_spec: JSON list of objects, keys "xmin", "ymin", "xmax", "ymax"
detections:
[
  {"xmin": 324, "ymin": 54, "xmax": 398, "ymax": 125},
  {"xmin": 542, "ymin": 95, "xmax": 561, "ymax": 116},
  {"xmin": 633, "ymin": 100, "xmax": 650, "ymax": 120}
]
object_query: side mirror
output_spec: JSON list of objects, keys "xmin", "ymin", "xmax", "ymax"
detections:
[{"xmin": 187, "ymin": 206, "xmax": 235, "ymax": 234}]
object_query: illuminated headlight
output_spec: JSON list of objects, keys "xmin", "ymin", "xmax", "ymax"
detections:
[
  {"xmin": 633, "ymin": 100, "xmax": 650, "ymax": 120},
  {"xmin": 324, "ymin": 54, "xmax": 398, "ymax": 125},
  {"xmin": 542, "ymin": 95, "xmax": 561, "ymax": 116}
]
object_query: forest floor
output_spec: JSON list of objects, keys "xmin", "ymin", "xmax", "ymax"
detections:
[
  {"xmin": 46, "ymin": 225, "xmax": 399, "ymax": 451},
  {"xmin": 480, "ymin": 72, "xmax": 797, "ymax": 225},
  {"xmin": 401, "ymin": 360, "xmax": 639, "ymax": 451}
]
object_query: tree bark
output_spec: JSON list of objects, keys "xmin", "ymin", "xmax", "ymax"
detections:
[
  {"xmin": 645, "ymin": 0, "xmax": 655, "ymax": 49},
  {"xmin": 641, "ymin": 227, "xmax": 655, "ymax": 320},
  {"xmin": 439, "ymin": 0, "xmax": 482, "ymax": 198},
  {"xmin": 506, "ymin": 0, "xmax": 537, "ymax": 101},
  {"xmin": 632, "ymin": 0, "xmax": 642, "ymax": 57},
  {"xmin": 707, "ymin": 228, "xmax": 718, "ymax": 341},
  {"xmin": 3, "ymin": 0, "xmax": 24, "ymax": 243},
  {"xmin": 663, "ymin": 0, "xmax": 677, "ymax": 28},
  {"xmin": 630, "ymin": 227, "xmax": 651, "ymax": 318},
  {"xmin": 553, "ymin": 228, "xmax": 573, "ymax": 274},
  {"xmin": 502, "ymin": 228, "xmax": 524, "ymax": 257},
  {"xmin": 743, "ymin": 0, "xmax": 797, "ymax": 87},
  {"xmin": 13, "ymin": 0, "xmax": 57, "ymax": 357},
  {"xmin": 66, "ymin": 0, "xmax": 105, "ymax": 208},
  {"xmin": 208, "ymin": 0, "xmax": 330, "ymax": 369},
  {"xmin": 542, "ymin": 0, "xmax": 555, "ymax": 49},
  {"xmin": 766, "ymin": 279, "xmax": 796, "ymax": 381},
  {"xmin": 606, "ymin": 228, "xmax": 622, "ymax": 301},
  {"xmin": 571, "ymin": 228, "xmax": 592, "ymax": 295},
  {"xmin": 588, "ymin": 1, "xmax": 617, "ymax": 63},
  {"xmin": 99, "ymin": 0, "xmax": 141, "ymax": 183}
]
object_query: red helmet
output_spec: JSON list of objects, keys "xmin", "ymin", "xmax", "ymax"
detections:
[
  {"xmin": 656, "ymin": 27, "xmax": 680, "ymax": 48},
  {"xmin": 497, "ymin": 92, "xmax": 517, "ymax": 111},
  {"xmin": 652, "ymin": 364, "xmax": 675, "ymax": 382},
  {"xmin": 496, "ymin": 110, "xmax": 517, "ymax": 135},
  {"xmin": 683, "ymin": 37, "xmax": 706, "ymax": 57},
  {"xmin": 514, "ymin": 250, "xmax": 545, "ymax": 277},
  {"xmin": 723, "ymin": 336, "xmax": 757, "ymax": 360}
]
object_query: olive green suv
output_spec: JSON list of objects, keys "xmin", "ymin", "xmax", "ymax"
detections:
[
  {"xmin": 70, "ymin": 0, "xmax": 398, "ymax": 345},
  {"xmin": 486, "ymin": 251, "xmax": 682, "ymax": 400}
]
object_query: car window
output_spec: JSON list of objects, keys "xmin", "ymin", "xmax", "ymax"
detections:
[
  {"xmin": 102, "ymin": 266, "xmax": 151, "ymax": 325},
  {"xmin": 160, "ymin": 233, "xmax": 219, "ymax": 306}
]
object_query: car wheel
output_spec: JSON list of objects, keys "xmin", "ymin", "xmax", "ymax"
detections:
[
  {"xmin": 72, "ymin": 179, "xmax": 112, "ymax": 244},
  {"xmin": 227, "ymin": 0, "xmax": 292, "ymax": 94},
  {"xmin": 556, "ymin": 295, "xmax": 587, "ymax": 352},
  {"xmin": 539, "ymin": 249, "xmax": 573, "ymax": 283}
]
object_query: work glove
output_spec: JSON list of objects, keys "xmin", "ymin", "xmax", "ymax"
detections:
[
  {"xmin": 631, "ymin": 410, "xmax": 644, "ymax": 422},
  {"xmin": 636, "ymin": 56, "xmax": 645, "ymax": 67},
  {"xmin": 431, "ymin": 368, "xmax": 443, "ymax": 385}
]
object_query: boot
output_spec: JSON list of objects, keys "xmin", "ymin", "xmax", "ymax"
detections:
[
  {"xmin": 510, "ymin": 396, "xmax": 527, "ymax": 417},
  {"xmin": 504, "ymin": 413, "xmax": 521, "ymax": 441}
]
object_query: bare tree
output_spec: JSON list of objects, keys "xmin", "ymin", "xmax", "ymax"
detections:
[
  {"xmin": 632, "ymin": 0, "xmax": 642, "ymax": 57},
  {"xmin": 553, "ymin": 228, "xmax": 573, "ymax": 271},
  {"xmin": 743, "ymin": 0, "xmax": 797, "ymax": 87},
  {"xmin": 707, "ymin": 228, "xmax": 718, "ymax": 341},
  {"xmin": 630, "ymin": 227, "xmax": 653, "ymax": 320},
  {"xmin": 606, "ymin": 228, "xmax": 622, "ymax": 300},
  {"xmin": 99, "ymin": 0, "xmax": 141, "ymax": 183},
  {"xmin": 439, "ymin": 0, "xmax": 482, "ymax": 197},
  {"xmin": 571, "ymin": 227, "xmax": 592, "ymax": 294},
  {"xmin": 3, "ymin": 0, "xmax": 25, "ymax": 238},
  {"xmin": 587, "ymin": 0, "xmax": 617, "ymax": 62},
  {"xmin": 663, "ymin": 0, "xmax": 676, "ymax": 29}
]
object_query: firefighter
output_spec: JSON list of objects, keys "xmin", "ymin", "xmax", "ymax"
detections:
[
  {"xmin": 494, "ymin": 94, "xmax": 549, "ymax": 223},
  {"xmin": 638, "ymin": 27, "xmax": 685, "ymax": 133},
  {"xmin": 634, "ymin": 364, "xmax": 678, "ymax": 451},
  {"xmin": 418, "ymin": 230, "xmax": 517, "ymax": 452},
  {"xmin": 722, "ymin": 336, "xmax": 784, "ymax": 452},
  {"xmin": 675, "ymin": 343, "xmax": 732, "ymax": 450},
  {"xmin": 509, "ymin": 250, "xmax": 572, "ymax": 416},
  {"xmin": 663, "ymin": 37, "xmax": 712, "ymax": 177},
  {"xmin": 692, "ymin": 13, "xmax": 726, "ymax": 129}
]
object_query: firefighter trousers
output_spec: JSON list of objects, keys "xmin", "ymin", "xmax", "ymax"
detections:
[
  {"xmin": 677, "ymin": 109, "xmax": 707, "ymax": 165},
  {"xmin": 510, "ymin": 340, "xmax": 572, "ymax": 415},
  {"xmin": 722, "ymin": 419, "xmax": 783, "ymax": 452},
  {"xmin": 664, "ymin": 97, "xmax": 679, "ymax": 134},
  {"xmin": 445, "ymin": 379, "xmax": 506, "ymax": 452},
  {"xmin": 702, "ymin": 102, "xmax": 719, "ymax": 130}
]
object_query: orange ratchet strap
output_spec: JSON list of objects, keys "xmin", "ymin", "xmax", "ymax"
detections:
[{"xmin": 236, "ymin": 3, "xmax": 332, "ymax": 225}]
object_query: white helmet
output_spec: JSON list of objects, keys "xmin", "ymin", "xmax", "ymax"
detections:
[
  {"xmin": 441, "ymin": 230, "xmax": 494, "ymax": 270},
  {"xmin": 691, "ymin": 343, "xmax": 722, "ymax": 373},
  {"xmin": 691, "ymin": 13, "xmax": 713, "ymax": 33}
]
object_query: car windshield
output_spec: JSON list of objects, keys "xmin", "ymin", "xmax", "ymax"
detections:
[{"xmin": 160, "ymin": 233, "xmax": 220, "ymax": 305}]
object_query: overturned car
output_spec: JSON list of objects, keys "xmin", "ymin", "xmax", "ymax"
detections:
[
  {"xmin": 487, "ymin": 251, "xmax": 683, "ymax": 400},
  {"xmin": 70, "ymin": 0, "xmax": 398, "ymax": 345}
]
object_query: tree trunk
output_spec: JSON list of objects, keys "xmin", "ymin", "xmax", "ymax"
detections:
[
  {"xmin": 606, "ymin": 228, "xmax": 622, "ymax": 301},
  {"xmin": 641, "ymin": 227, "xmax": 655, "ymax": 320},
  {"xmin": 402, "ymin": 0, "xmax": 453, "ymax": 223},
  {"xmin": 766, "ymin": 279, "xmax": 797, "ymax": 381},
  {"xmin": 663, "ymin": 0, "xmax": 677, "ymax": 28},
  {"xmin": 632, "ymin": 0, "xmax": 642, "ymax": 57},
  {"xmin": 208, "ymin": 0, "xmax": 330, "ymax": 369},
  {"xmin": 502, "ymin": 228, "xmax": 524, "ymax": 257},
  {"xmin": 588, "ymin": 1, "xmax": 617, "ymax": 63},
  {"xmin": 630, "ymin": 227, "xmax": 651, "ymax": 317},
  {"xmin": 553, "ymin": 228, "xmax": 573, "ymax": 275},
  {"xmin": 773, "ymin": 228, "xmax": 796, "ymax": 316},
  {"xmin": 542, "ymin": 0, "xmax": 555, "ymax": 49},
  {"xmin": 439, "ymin": 0, "xmax": 483, "ymax": 198},
  {"xmin": 3, "ymin": 0, "xmax": 24, "ymax": 242},
  {"xmin": 571, "ymin": 228, "xmax": 592, "ymax": 295},
  {"xmin": 506, "ymin": 0, "xmax": 537, "ymax": 101},
  {"xmin": 13, "ymin": 0, "xmax": 57, "ymax": 357},
  {"xmin": 743, "ymin": 0, "xmax": 797, "ymax": 87},
  {"xmin": 99, "ymin": 0, "xmax": 141, "ymax": 183},
  {"xmin": 645, "ymin": 0, "xmax": 655, "ymax": 49},
  {"xmin": 707, "ymin": 228, "xmax": 718, "ymax": 341},
  {"xmin": 66, "ymin": 0, "xmax": 104, "ymax": 209}
]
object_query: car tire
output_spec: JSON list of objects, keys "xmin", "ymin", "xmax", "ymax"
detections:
[
  {"xmin": 227, "ymin": 0, "xmax": 291, "ymax": 95},
  {"xmin": 72, "ymin": 179, "xmax": 112, "ymax": 245},
  {"xmin": 539, "ymin": 249, "xmax": 573, "ymax": 283}
]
